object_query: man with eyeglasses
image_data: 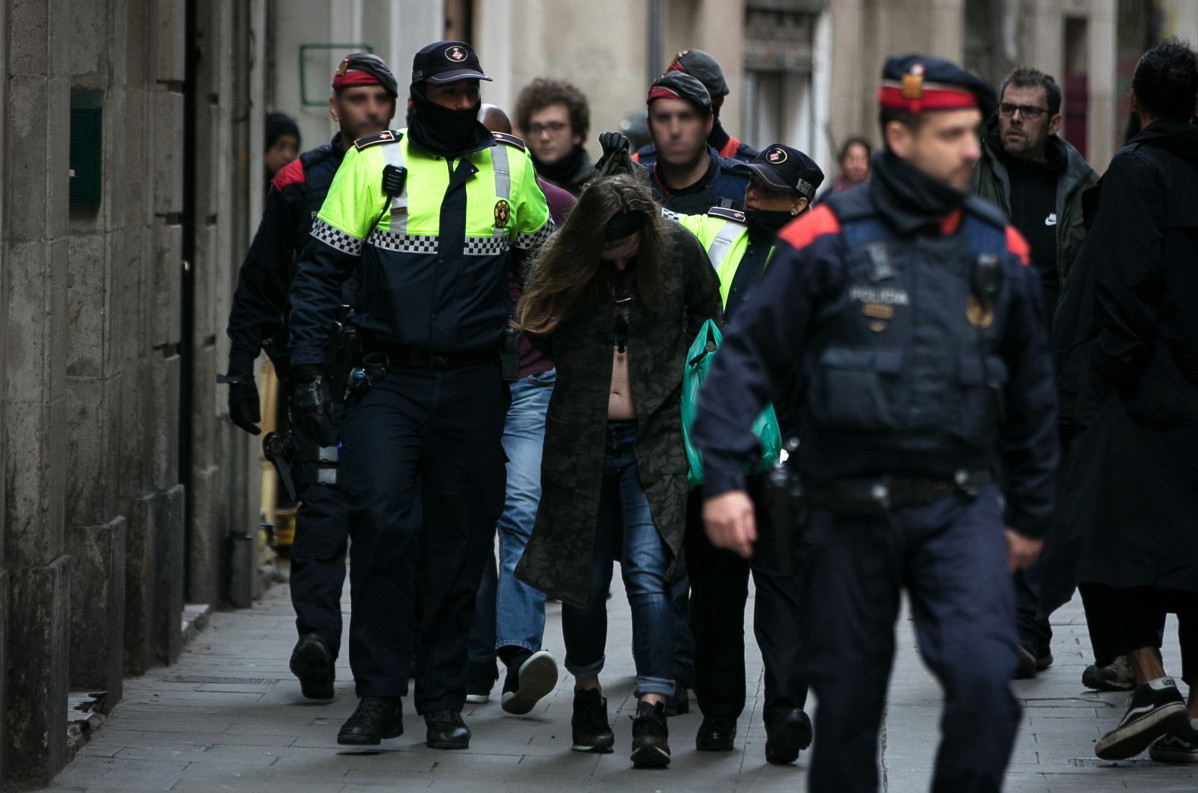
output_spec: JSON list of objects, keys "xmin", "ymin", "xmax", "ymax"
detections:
[
  {"xmin": 972, "ymin": 67, "xmax": 1096, "ymax": 683},
  {"xmin": 974, "ymin": 68, "xmax": 1096, "ymax": 315},
  {"xmin": 515, "ymin": 78, "xmax": 595, "ymax": 195}
]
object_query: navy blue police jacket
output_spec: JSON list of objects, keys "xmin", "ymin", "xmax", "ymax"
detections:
[
  {"xmin": 689, "ymin": 179, "xmax": 1059, "ymax": 539},
  {"xmin": 646, "ymin": 144, "xmax": 750, "ymax": 215},
  {"xmin": 226, "ymin": 136, "xmax": 345, "ymax": 375}
]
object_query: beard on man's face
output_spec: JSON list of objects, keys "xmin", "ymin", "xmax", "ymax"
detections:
[{"xmin": 1124, "ymin": 111, "xmax": 1143, "ymax": 145}]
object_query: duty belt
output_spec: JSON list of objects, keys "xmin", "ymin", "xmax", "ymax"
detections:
[
  {"xmin": 365, "ymin": 341, "xmax": 498, "ymax": 370},
  {"xmin": 807, "ymin": 469, "xmax": 993, "ymax": 515}
]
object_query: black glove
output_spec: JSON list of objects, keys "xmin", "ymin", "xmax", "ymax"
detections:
[
  {"xmin": 599, "ymin": 131, "xmax": 630, "ymax": 158},
  {"xmin": 222, "ymin": 372, "xmax": 261, "ymax": 435},
  {"xmin": 291, "ymin": 364, "xmax": 334, "ymax": 447}
]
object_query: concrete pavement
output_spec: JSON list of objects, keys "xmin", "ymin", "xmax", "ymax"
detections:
[{"xmin": 45, "ymin": 563, "xmax": 1197, "ymax": 792}]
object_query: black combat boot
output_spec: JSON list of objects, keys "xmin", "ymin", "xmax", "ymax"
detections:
[{"xmin": 337, "ymin": 696, "xmax": 403, "ymax": 745}]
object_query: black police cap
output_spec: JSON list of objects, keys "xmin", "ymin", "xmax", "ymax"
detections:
[
  {"xmin": 647, "ymin": 72, "xmax": 713, "ymax": 116},
  {"xmin": 411, "ymin": 41, "xmax": 492, "ymax": 85},
  {"xmin": 332, "ymin": 52, "xmax": 399, "ymax": 98},
  {"xmin": 879, "ymin": 54, "xmax": 996, "ymax": 116},
  {"xmin": 740, "ymin": 144, "xmax": 824, "ymax": 200},
  {"xmin": 668, "ymin": 49, "xmax": 729, "ymax": 98}
]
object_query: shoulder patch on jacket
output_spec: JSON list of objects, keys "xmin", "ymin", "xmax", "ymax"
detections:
[
  {"xmin": 353, "ymin": 129, "xmax": 402, "ymax": 150},
  {"xmin": 270, "ymin": 159, "xmax": 305, "ymax": 191},
  {"xmin": 1005, "ymin": 226, "xmax": 1031, "ymax": 267},
  {"xmin": 778, "ymin": 204, "xmax": 841, "ymax": 250},
  {"xmin": 706, "ymin": 207, "xmax": 746, "ymax": 223},
  {"xmin": 492, "ymin": 132, "xmax": 526, "ymax": 151}
]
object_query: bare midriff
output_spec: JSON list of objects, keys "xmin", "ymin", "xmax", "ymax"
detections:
[
  {"xmin": 608, "ymin": 346, "xmax": 637, "ymax": 420},
  {"xmin": 608, "ymin": 304, "xmax": 637, "ymax": 426}
]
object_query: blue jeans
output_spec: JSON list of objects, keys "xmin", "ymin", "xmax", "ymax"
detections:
[
  {"xmin": 468, "ymin": 369, "xmax": 555, "ymax": 662},
  {"xmin": 561, "ymin": 420, "xmax": 675, "ymax": 698}
]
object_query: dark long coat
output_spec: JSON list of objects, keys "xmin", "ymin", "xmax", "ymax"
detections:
[
  {"xmin": 1043, "ymin": 122, "xmax": 1198, "ymax": 610},
  {"xmin": 515, "ymin": 222, "xmax": 722, "ymax": 608}
]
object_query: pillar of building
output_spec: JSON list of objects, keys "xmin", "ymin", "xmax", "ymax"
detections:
[{"xmin": 2, "ymin": 0, "xmax": 73, "ymax": 783}]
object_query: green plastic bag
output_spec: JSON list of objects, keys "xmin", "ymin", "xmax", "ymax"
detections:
[{"xmin": 682, "ymin": 319, "xmax": 782, "ymax": 490}]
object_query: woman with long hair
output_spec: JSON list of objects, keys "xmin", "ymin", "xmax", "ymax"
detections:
[{"xmin": 514, "ymin": 175, "xmax": 721, "ymax": 768}]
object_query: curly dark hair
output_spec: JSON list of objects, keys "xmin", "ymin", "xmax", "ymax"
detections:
[
  {"xmin": 1132, "ymin": 39, "xmax": 1198, "ymax": 123},
  {"xmin": 514, "ymin": 78, "xmax": 591, "ymax": 140}
]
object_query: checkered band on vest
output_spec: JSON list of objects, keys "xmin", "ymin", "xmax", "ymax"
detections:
[
  {"xmin": 515, "ymin": 219, "xmax": 556, "ymax": 250},
  {"xmin": 464, "ymin": 236, "xmax": 511, "ymax": 256},
  {"xmin": 367, "ymin": 229, "xmax": 439, "ymax": 254},
  {"xmin": 311, "ymin": 218, "xmax": 364, "ymax": 255}
]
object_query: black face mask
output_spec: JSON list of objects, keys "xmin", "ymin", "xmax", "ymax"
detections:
[
  {"xmin": 871, "ymin": 149, "xmax": 966, "ymax": 231},
  {"xmin": 407, "ymin": 84, "xmax": 489, "ymax": 157},
  {"xmin": 746, "ymin": 209, "xmax": 794, "ymax": 242}
]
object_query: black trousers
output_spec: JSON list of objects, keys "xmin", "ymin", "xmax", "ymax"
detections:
[
  {"xmin": 1079, "ymin": 582, "xmax": 1198, "ymax": 681},
  {"xmin": 684, "ymin": 480, "xmax": 808, "ymax": 720},
  {"xmin": 339, "ymin": 362, "xmax": 508, "ymax": 713},
  {"xmin": 290, "ymin": 418, "xmax": 350, "ymax": 657},
  {"xmin": 799, "ymin": 485, "xmax": 1020, "ymax": 793}
]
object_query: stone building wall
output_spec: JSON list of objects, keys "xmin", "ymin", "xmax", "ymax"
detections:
[{"xmin": 0, "ymin": 0, "xmax": 258, "ymax": 785}]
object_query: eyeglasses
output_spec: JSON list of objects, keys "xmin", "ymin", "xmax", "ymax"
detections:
[
  {"xmin": 998, "ymin": 103, "xmax": 1050, "ymax": 120},
  {"xmin": 528, "ymin": 121, "xmax": 570, "ymax": 136}
]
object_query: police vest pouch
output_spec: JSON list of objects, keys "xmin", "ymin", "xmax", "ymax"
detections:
[
  {"xmin": 804, "ymin": 197, "xmax": 1014, "ymax": 453},
  {"xmin": 809, "ymin": 346, "xmax": 905, "ymax": 434},
  {"xmin": 682, "ymin": 319, "xmax": 782, "ymax": 490}
]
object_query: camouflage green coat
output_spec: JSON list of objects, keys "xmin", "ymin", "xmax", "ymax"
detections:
[{"xmin": 515, "ymin": 223, "xmax": 722, "ymax": 608}]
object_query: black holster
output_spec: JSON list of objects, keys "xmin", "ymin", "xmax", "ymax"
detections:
[{"xmin": 761, "ymin": 449, "xmax": 806, "ymax": 575}]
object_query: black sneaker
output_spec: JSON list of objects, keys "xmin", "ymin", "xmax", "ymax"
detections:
[
  {"xmin": 1083, "ymin": 655, "xmax": 1136, "ymax": 692},
  {"xmin": 665, "ymin": 681, "xmax": 689, "ymax": 716},
  {"xmin": 630, "ymin": 699, "xmax": 671, "ymax": 768},
  {"xmin": 466, "ymin": 659, "xmax": 499, "ymax": 704},
  {"xmin": 1014, "ymin": 636, "xmax": 1054, "ymax": 679},
  {"xmin": 1095, "ymin": 677, "xmax": 1189, "ymax": 760},
  {"xmin": 289, "ymin": 633, "xmax": 335, "ymax": 700},
  {"xmin": 500, "ymin": 650, "xmax": 558, "ymax": 715},
  {"xmin": 1149, "ymin": 721, "xmax": 1198, "ymax": 763},
  {"xmin": 571, "ymin": 688, "xmax": 615, "ymax": 754},
  {"xmin": 337, "ymin": 696, "xmax": 403, "ymax": 745},
  {"xmin": 763, "ymin": 705, "xmax": 813, "ymax": 765}
]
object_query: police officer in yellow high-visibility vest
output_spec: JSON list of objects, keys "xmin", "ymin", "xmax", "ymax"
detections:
[
  {"xmin": 674, "ymin": 144, "xmax": 826, "ymax": 764},
  {"xmin": 288, "ymin": 41, "xmax": 553, "ymax": 751}
]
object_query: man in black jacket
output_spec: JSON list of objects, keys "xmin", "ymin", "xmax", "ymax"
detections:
[
  {"xmin": 1051, "ymin": 39, "xmax": 1198, "ymax": 763},
  {"xmin": 223, "ymin": 52, "xmax": 398, "ymax": 701},
  {"xmin": 972, "ymin": 67, "xmax": 1098, "ymax": 680}
]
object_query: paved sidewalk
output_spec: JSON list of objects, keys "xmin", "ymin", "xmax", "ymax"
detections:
[{"xmin": 47, "ymin": 564, "xmax": 1196, "ymax": 793}]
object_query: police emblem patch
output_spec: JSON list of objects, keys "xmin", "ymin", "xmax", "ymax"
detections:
[
  {"xmin": 862, "ymin": 303, "xmax": 894, "ymax": 320},
  {"xmin": 903, "ymin": 63, "xmax": 925, "ymax": 100},
  {"xmin": 863, "ymin": 302, "xmax": 893, "ymax": 332},
  {"xmin": 446, "ymin": 46, "xmax": 467, "ymax": 63},
  {"xmin": 494, "ymin": 199, "xmax": 510, "ymax": 229},
  {"xmin": 966, "ymin": 294, "xmax": 995, "ymax": 329},
  {"xmin": 767, "ymin": 147, "xmax": 787, "ymax": 164}
]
